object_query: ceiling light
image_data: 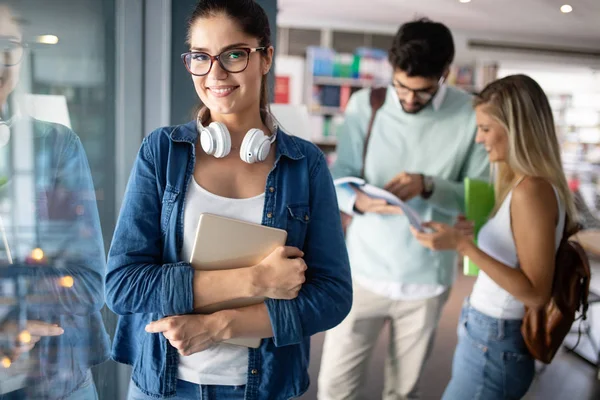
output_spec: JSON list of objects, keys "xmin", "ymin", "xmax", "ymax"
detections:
[
  {"xmin": 459, "ymin": 0, "xmax": 471, "ymax": 3},
  {"xmin": 560, "ymin": 4, "xmax": 573, "ymax": 13},
  {"xmin": 36, "ymin": 35, "xmax": 59, "ymax": 45}
]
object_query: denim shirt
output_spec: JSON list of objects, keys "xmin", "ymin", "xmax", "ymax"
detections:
[
  {"xmin": 0, "ymin": 118, "xmax": 110, "ymax": 399},
  {"xmin": 105, "ymin": 121, "xmax": 352, "ymax": 399}
]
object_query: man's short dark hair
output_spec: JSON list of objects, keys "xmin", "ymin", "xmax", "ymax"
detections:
[{"xmin": 388, "ymin": 18, "xmax": 455, "ymax": 78}]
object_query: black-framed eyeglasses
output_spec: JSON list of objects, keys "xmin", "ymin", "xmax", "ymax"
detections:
[
  {"xmin": 393, "ymin": 76, "xmax": 445, "ymax": 103},
  {"xmin": 0, "ymin": 39, "xmax": 27, "ymax": 67},
  {"xmin": 181, "ymin": 47, "xmax": 266, "ymax": 76}
]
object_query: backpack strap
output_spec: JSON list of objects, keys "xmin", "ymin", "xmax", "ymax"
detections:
[
  {"xmin": 571, "ymin": 240, "xmax": 591, "ymax": 318},
  {"xmin": 360, "ymin": 87, "xmax": 387, "ymax": 179},
  {"xmin": 565, "ymin": 213, "xmax": 590, "ymax": 318}
]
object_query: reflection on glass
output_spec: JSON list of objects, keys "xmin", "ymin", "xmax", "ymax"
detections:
[{"xmin": 0, "ymin": 3, "xmax": 110, "ymax": 399}]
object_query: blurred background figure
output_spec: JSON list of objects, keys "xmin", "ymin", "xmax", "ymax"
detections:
[{"xmin": 317, "ymin": 18, "xmax": 489, "ymax": 400}]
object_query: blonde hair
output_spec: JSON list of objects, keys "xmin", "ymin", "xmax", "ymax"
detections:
[{"xmin": 473, "ymin": 74, "xmax": 577, "ymax": 231}]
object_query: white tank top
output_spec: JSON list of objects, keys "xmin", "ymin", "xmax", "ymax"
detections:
[
  {"xmin": 469, "ymin": 179, "xmax": 565, "ymax": 320},
  {"xmin": 178, "ymin": 176, "xmax": 265, "ymax": 386}
]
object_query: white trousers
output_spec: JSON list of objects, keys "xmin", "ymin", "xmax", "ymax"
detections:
[{"xmin": 317, "ymin": 282, "xmax": 449, "ymax": 400}]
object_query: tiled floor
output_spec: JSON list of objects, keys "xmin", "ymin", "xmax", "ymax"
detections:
[{"xmin": 301, "ymin": 273, "xmax": 600, "ymax": 400}]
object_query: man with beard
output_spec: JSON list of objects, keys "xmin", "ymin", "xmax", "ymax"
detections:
[{"xmin": 318, "ymin": 18, "xmax": 489, "ymax": 400}]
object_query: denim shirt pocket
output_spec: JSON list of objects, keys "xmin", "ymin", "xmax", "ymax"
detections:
[
  {"xmin": 286, "ymin": 204, "xmax": 310, "ymax": 250},
  {"xmin": 161, "ymin": 185, "xmax": 179, "ymax": 234}
]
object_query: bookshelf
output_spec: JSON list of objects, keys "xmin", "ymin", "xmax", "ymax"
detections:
[
  {"xmin": 275, "ymin": 27, "xmax": 501, "ymax": 158},
  {"xmin": 304, "ymin": 47, "xmax": 391, "ymax": 155},
  {"xmin": 306, "ymin": 57, "xmax": 499, "ymax": 156},
  {"xmin": 311, "ymin": 106, "xmax": 345, "ymax": 116},
  {"xmin": 552, "ymin": 93, "xmax": 600, "ymax": 216}
]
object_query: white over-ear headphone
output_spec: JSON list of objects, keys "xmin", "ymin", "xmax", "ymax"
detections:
[{"xmin": 197, "ymin": 115, "xmax": 277, "ymax": 164}]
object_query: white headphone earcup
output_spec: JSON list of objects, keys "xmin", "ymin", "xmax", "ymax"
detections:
[
  {"xmin": 199, "ymin": 128, "xmax": 216, "ymax": 155},
  {"xmin": 240, "ymin": 128, "xmax": 270, "ymax": 164},
  {"xmin": 208, "ymin": 122, "xmax": 231, "ymax": 158},
  {"xmin": 256, "ymin": 140, "xmax": 271, "ymax": 162}
]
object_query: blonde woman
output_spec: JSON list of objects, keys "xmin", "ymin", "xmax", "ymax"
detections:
[{"xmin": 411, "ymin": 74, "xmax": 577, "ymax": 400}]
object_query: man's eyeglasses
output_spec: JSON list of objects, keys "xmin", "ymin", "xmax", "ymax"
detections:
[
  {"xmin": 393, "ymin": 76, "xmax": 445, "ymax": 103},
  {"xmin": 1, "ymin": 39, "xmax": 26, "ymax": 67},
  {"xmin": 181, "ymin": 47, "xmax": 266, "ymax": 77}
]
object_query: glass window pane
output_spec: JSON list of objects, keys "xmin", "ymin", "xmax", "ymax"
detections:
[{"xmin": 0, "ymin": 1, "xmax": 118, "ymax": 398}]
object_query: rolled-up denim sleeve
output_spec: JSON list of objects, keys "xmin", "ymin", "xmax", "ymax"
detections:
[
  {"xmin": 105, "ymin": 137, "xmax": 194, "ymax": 316},
  {"xmin": 266, "ymin": 152, "xmax": 353, "ymax": 346}
]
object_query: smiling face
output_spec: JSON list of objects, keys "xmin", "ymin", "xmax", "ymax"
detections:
[
  {"xmin": 0, "ymin": 5, "xmax": 23, "ymax": 108},
  {"xmin": 475, "ymin": 104, "xmax": 509, "ymax": 163},
  {"xmin": 187, "ymin": 13, "xmax": 273, "ymax": 120}
]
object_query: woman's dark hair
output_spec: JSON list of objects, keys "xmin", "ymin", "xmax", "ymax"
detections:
[
  {"xmin": 388, "ymin": 18, "xmax": 455, "ymax": 78},
  {"xmin": 188, "ymin": 0, "xmax": 272, "ymax": 121}
]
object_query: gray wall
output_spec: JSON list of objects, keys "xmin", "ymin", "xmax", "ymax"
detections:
[{"xmin": 170, "ymin": 0, "xmax": 278, "ymax": 125}]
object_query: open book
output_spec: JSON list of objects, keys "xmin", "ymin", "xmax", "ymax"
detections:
[{"xmin": 334, "ymin": 177, "xmax": 425, "ymax": 232}]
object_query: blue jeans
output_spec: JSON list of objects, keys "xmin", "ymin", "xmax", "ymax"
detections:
[
  {"xmin": 442, "ymin": 300, "xmax": 535, "ymax": 400},
  {"xmin": 128, "ymin": 380, "xmax": 246, "ymax": 400}
]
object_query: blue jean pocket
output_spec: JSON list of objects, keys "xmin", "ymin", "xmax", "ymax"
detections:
[
  {"xmin": 459, "ymin": 317, "xmax": 488, "ymax": 354},
  {"xmin": 444, "ymin": 324, "xmax": 488, "ymax": 400},
  {"xmin": 502, "ymin": 351, "xmax": 535, "ymax": 399}
]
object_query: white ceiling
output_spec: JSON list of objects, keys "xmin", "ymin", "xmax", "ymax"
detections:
[{"xmin": 279, "ymin": 0, "xmax": 600, "ymax": 48}]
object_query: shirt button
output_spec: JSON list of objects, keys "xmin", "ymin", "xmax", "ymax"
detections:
[
  {"xmin": 267, "ymin": 213, "xmax": 273, "ymax": 218},
  {"xmin": 269, "ymin": 187, "xmax": 275, "ymax": 193},
  {"xmin": 251, "ymin": 369, "xmax": 258, "ymax": 375}
]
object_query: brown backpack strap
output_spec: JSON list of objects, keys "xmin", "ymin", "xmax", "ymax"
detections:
[
  {"xmin": 360, "ymin": 87, "xmax": 387, "ymax": 179},
  {"xmin": 578, "ymin": 241, "xmax": 591, "ymax": 315},
  {"xmin": 567, "ymin": 212, "xmax": 591, "ymax": 317}
]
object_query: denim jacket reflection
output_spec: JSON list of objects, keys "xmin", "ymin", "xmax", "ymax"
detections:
[
  {"xmin": 105, "ymin": 121, "xmax": 352, "ymax": 399},
  {"xmin": 0, "ymin": 118, "xmax": 110, "ymax": 399}
]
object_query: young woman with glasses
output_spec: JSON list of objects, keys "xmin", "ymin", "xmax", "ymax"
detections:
[{"xmin": 105, "ymin": 1, "xmax": 352, "ymax": 399}]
